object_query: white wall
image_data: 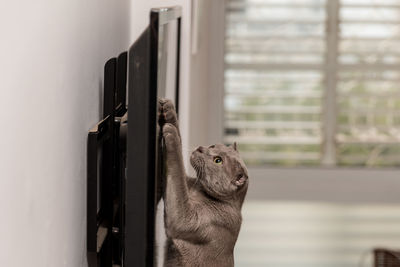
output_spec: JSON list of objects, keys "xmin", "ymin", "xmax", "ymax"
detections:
[
  {"xmin": 189, "ymin": 0, "xmax": 211, "ymax": 149},
  {"xmin": 0, "ymin": 0, "xmax": 192, "ymax": 266},
  {"xmin": 189, "ymin": 0, "xmax": 226, "ymax": 149},
  {"xmin": 0, "ymin": 1, "xmax": 130, "ymax": 266}
]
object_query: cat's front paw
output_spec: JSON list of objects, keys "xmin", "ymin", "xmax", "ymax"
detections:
[
  {"xmin": 163, "ymin": 123, "xmax": 181, "ymax": 150},
  {"xmin": 159, "ymin": 98, "xmax": 178, "ymax": 125}
]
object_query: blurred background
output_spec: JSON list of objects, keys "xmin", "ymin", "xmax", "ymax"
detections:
[
  {"xmin": 224, "ymin": 0, "xmax": 400, "ymax": 168},
  {"xmin": 214, "ymin": 0, "xmax": 400, "ymax": 266}
]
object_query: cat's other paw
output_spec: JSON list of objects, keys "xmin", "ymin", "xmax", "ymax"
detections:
[
  {"xmin": 163, "ymin": 123, "xmax": 181, "ymax": 150},
  {"xmin": 159, "ymin": 98, "xmax": 178, "ymax": 125}
]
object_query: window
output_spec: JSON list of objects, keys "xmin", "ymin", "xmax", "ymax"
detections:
[{"xmin": 224, "ymin": 0, "xmax": 400, "ymax": 167}]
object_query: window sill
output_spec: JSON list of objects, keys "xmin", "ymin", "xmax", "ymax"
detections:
[{"xmin": 247, "ymin": 167, "xmax": 400, "ymax": 204}]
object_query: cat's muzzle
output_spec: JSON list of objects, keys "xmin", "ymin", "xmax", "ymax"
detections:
[{"xmin": 233, "ymin": 174, "xmax": 247, "ymax": 187}]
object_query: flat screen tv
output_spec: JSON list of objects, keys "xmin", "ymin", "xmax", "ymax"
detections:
[{"xmin": 125, "ymin": 6, "xmax": 181, "ymax": 267}]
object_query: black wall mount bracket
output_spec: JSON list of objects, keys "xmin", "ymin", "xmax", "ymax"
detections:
[{"xmin": 87, "ymin": 52, "xmax": 128, "ymax": 267}]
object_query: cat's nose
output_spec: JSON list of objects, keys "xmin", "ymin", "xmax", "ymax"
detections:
[{"xmin": 196, "ymin": 146, "xmax": 205, "ymax": 153}]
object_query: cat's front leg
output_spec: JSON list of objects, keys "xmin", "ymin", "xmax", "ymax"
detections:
[
  {"xmin": 162, "ymin": 123, "xmax": 189, "ymax": 224},
  {"xmin": 163, "ymin": 123, "xmax": 207, "ymax": 242},
  {"xmin": 161, "ymin": 99, "xmax": 209, "ymax": 242},
  {"xmin": 163, "ymin": 123, "xmax": 183, "ymax": 175}
]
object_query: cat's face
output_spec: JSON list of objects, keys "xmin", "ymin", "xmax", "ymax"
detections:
[{"xmin": 190, "ymin": 143, "xmax": 249, "ymax": 200}]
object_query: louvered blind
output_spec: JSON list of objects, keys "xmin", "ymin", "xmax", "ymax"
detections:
[
  {"xmin": 224, "ymin": 0, "xmax": 400, "ymax": 167},
  {"xmin": 337, "ymin": 0, "xmax": 400, "ymax": 166}
]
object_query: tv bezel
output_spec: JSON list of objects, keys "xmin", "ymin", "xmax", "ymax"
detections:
[{"xmin": 125, "ymin": 6, "xmax": 182, "ymax": 267}]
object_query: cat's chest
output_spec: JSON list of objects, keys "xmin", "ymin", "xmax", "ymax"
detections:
[
  {"xmin": 202, "ymin": 202, "xmax": 242, "ymax": 234},
  {"xmin": 189, "ymin": 191, "xmax": 242, "ymax": 233},
  {"xmin": 215, "ymin": 206, "xmax": 241, "ymax": 231}
]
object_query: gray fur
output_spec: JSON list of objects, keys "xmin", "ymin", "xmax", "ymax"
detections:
[{"xmin": 159, "ymin": 99, "xmax": 249, "ymax": 267}]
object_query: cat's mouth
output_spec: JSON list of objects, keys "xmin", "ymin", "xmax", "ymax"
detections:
[{"xmin": 233, "ymin": 174, "xmax": 247, "ymax": 187}]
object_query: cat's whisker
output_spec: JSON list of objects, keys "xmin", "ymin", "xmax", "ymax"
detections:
[
  {"xmin": 189, "ymin": 158, "xmax": 204, "ymax": 192},
  {"xmin": 191, "ymin": 177, "xmax": 200, "ymax": 191}
]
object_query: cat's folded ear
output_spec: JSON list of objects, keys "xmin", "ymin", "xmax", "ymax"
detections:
[{"xmin": 233, "ymin": 142, "xmax": 238, "ymax": 151}]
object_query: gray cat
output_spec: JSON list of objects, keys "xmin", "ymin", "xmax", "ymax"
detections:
[{"xmin": 159, "ymin": 99, "xmax": 249, "ymax": 267}]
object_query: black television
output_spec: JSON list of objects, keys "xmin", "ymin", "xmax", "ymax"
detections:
[{"xmin": 125, "ymin": 6, "xmax": 181, "ymax": 267}]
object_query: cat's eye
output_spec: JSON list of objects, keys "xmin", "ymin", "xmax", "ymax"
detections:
[{"xmin": 214, "ymin": 156, "xmax": 223, "ymax": 164}]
